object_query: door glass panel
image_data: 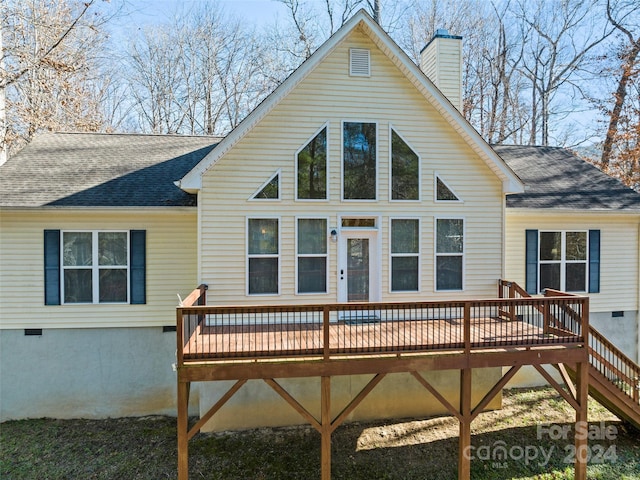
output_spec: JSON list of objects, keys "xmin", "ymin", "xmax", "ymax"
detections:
[{"xmin": 347, "ymin": 238, "xmax": 369, "ymax": 302}]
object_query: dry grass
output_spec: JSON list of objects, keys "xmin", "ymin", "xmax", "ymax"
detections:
[{"xmin": 1, "ymin": 388, "xmax": 639, "ymax": 479}]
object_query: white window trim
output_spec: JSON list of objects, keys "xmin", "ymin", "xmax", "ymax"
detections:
[
  {"xmin": 246, "ymin": 216, "xmax": 281, "ymax": 296},
  {"xmin": 389, "ymin": 217, "xmax": 421, "ymax": 293},
  {"xmin": 434, "ymin": 173, "xmax": 463, "ymax": 203},
  {"xmin": 341, "ymin": 120, "xmax": 379, "ymax": 202},
  {"xmin": 434, "ymin": 217, "xmax": 465, "ymax": 292},
  {"xmin": 538, "ymin": 230, "xmax": 589, "ymax": 293},
  {"xmin": 249, "ymin": 169, "xmax": 281, "ymax": 201},
  {"xmin": 389, "ymin": 125, "xmax": 421, "ymax": 202},
  {"xmin": 295, "ymin": 123, "xmax": 330, "ymax": 202},
  {"xmin": 295, "ymin": 216, "xmax": 330, "ymax": 295},
  {"xmin": 60, "ymin": 230, "xmax": 130, "ymax": 304}
]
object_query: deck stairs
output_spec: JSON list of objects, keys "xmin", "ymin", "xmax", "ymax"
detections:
[
  {"xmin": 562, "ymin": 325, "xmax": 640, "ymax": 430},
  {"xmin": 504, "ymin": 281, "xmax": 640, "ymax": 430}
]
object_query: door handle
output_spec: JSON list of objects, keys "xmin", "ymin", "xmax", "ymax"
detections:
[{"xmin": 340, "ymin": 269, "xmax": 344, "ymax": 280}]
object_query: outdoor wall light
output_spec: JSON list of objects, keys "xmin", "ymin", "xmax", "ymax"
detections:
[{"xmin": 330, "ymin": 229, "xmax": 338, "ymax": 243}]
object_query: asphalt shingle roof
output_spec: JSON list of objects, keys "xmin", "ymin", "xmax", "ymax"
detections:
[
  {"xmin": 493, "ymin": 145, "xmax": 640, "ymax": 211},
  {"xmin": 0, "ymin": 132, "xmax": 221, "ymax": 207}
]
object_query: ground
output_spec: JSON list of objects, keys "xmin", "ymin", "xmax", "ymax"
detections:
[{"xmin": 1, "ymin": 388, "xmax": 639, "ymax": 479}]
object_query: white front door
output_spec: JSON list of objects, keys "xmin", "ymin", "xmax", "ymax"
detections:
[{"xmin": 338, "ymin": 230, "xmax": 379, "ymax": 302}]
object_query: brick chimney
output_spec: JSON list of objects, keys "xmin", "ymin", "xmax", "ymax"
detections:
[{"xmin": 420, "ymin": 29, "xmax": 463, "ymax": 111}]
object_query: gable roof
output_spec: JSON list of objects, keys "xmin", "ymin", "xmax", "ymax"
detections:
[
  {"xmin": 177, "ymin": 9, "xmax": 524, "ymax": 195},
  {"xmin": 0, "ymin": 132, "xmax": 220, "ymax": 208},
  {"xmin": 494, "ymin": 145, "xmax": 640, "ymax": 211}
]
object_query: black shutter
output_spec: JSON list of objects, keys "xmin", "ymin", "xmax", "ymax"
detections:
[
  {"xmin": 130, "ymin": 230, "xmax": 146, "ymax": 304},
  {"xmin": 44, "ymin": 230, "xmax": 61, "ymax": 305},
  {"xmin": 588, "ymin": 230, "xmax": 600, "ymax": 293},
  {"xmin": 525, "ymin": 230, "xmax": 538, "ymax": 294}
]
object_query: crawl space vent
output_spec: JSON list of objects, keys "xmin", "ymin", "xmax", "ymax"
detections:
[{"xmin": 350, "ymin": 48, "xmax": 370, "ymax": 77}]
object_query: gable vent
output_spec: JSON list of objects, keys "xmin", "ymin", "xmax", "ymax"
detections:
[{"xmin": 350, "ymin": 48, "xmax": 370, "ymax": 77}]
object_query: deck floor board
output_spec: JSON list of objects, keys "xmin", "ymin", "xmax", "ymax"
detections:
[{"xmin": 183, "ymin": 317, "xmax": 578, "ymax": 361}]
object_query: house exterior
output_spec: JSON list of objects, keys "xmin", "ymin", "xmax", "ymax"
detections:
[{"xmin": 1, "ymin": 10, "xmax": 638, "ymax": 425}]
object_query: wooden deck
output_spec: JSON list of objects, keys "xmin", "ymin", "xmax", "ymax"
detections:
[
  {"xmin": 184, "ymin": 315, "xmax": 578, "ymax": 360},
  {"xmin": 176, "ymin": 284, "xmax": 593, "ymax": 480}
]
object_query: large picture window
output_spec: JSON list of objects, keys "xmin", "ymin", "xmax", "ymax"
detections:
[
  {"xmin": 297, "ymin": 127, "xmax": 327, "ymax": 200},
  {"xmin": 248, "ymin": 218, "xmax": 279, "ymax": 295},
  {"xmin": 436, "ymin": 218, "xmax": 464, "ymax": 291},
  {"xmin": 390, "ymin": 219, "xmax": 419, "ymax": 292},
  {"xmin": 297, "ymin": 218, "xmax": 328, "ymax": 293},
  {"xmin": 539, "ymin": 231, "xmax": 588, "ymax": 292},
  {"xmin": 343, "ymin": 122, "xmax": 377, "ymax": 200},
  {"xmin": 391, "ymin": 129, "xmax": 419, "ymax": 200},
  {"xmin": 62, "ymin": 231, "xmax": 129, "ymax": 304}
]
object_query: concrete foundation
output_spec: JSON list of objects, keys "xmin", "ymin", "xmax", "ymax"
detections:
[{"xmin": 0, "ymin": 327, "xmax": 197, "ymax": 420}]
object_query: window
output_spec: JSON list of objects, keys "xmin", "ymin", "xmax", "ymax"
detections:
[
  {"xmin": 297, "ymin": 127, "xmax": 327, "ymax": 199},
  {"xmin": 62, "ymin": 231, "xmax": 130, "ymax": 303},
  {"xmin": 44, "ymin": 230, "xmax": 145, "ymax": 305},
  {"xmin": 435, "ymin": 175, "xmax": 461, "ymax": 201},
  {"xmin": 391, "ymin": 129, "xmax": 419, "ymax": 200},
  {"xmin": 391, "ymin": 219, "xmax": 419, "ymax": 292},
  {"xmin": 525, "ymin": 229, "xmax": 600, "ymax": 295},
  {"xmin": 251, "ymin": 171, "xmax": 279, "ymax": 200},
  {"xmin": 539, "ymin": 231, "xmax": 588, "ymax": 292},
  {"xmin": 247, "ymin": 218, "xmax": 279, "ymax": 295},
  {"xmin": 436, "ymin": 219, "xmax": 464, "ymax": 291},
  {"xmin": 343, "ymin": 122, "xmax": 377, "ymax": 200},
  {"xmin": 297, "ymin": 218, "xmax": 328, "ymax": 293}
]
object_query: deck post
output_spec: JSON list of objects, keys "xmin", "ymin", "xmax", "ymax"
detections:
[
  {"xmin": 458, "ymin": 368, "xmax": 472, "ymax": 480},
  {"xmin": 321, "ymin": 376, "xmax": 331, "ymax": 480},
  {"xmin": 574, "ymin": 360, "xmax": 589, "ymax": 480},
  {"xmin": 177, "ymin": 378, "xmax": 190, "ymax": 480}
]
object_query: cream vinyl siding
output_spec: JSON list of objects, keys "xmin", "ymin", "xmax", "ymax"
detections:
[
  {"xmin": 420, "ymin": 37, "xmax": 462, "ymax": 111},
  {"xmin": 505, "ymin": 210, "xmax": 640, "ymax": 312},
  {"xmin": 0, "ymin": 209, "xmax": 197, "ymax": 329},
  {"xmin": 199, "ymin": 29, "xmax": 505, "ymax": 305}
]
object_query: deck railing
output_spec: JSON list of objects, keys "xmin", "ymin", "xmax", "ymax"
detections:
[
  {"xmin": 177, "ymin": 282, "xmax": 587, "ymax": 365},
  {"xmin": 498, "ymin": 280, "xmax": 639, "ymax": 407},
  {"xmin": 589, "ymin": 325, "xmax": 640, "ymax": 404}
]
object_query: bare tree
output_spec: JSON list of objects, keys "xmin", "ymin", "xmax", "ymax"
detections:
[
  {"xmin": 124, "ymin": 3, "xmax": 273, "ymax": 136},
  {"xmin": 1, "ymin": 0, "xmax": 114, "ymax": 161},
  {"xmin": 600, "ymin": 0, "xmax": 640, "ymax": 171},
  {"xmin": 516, "ymin": 0, "xmax": 613, "ymax": 145}
]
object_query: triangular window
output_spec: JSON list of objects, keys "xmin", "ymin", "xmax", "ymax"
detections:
[
  {"xmin": 297, "ymin": 126, "xmax": 327, "ymax": 200},
  {"xmin": 251, "ymin": 171, "xmax": 280, "ymax": 200},
  {"xmin": 391, "ymin": 128, "xmax": 419, "ymax": 200},
  {"xmin": 436, "ymin": 176, "xmax": 461, "ymax": 201}
]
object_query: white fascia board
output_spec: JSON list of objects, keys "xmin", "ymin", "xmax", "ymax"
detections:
[
  {"xmin": 177, "ymin": 11, "xmax": 371, "ymax": 193},
  {"xmin": 506, "ymin": 207, "xmax": 640, "ymax": 217}
]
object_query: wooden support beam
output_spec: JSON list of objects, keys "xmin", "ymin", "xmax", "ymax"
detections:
[
  {"xmin": 458, "ymin": 368, "xmax": 472, "ymax": 480},
  {"xmin": 554, "ymin": 363, "xmax": 577, "ymax": 399},
  {"xmin": 179, "ymin": 347, "xmax": 587, "ymax": 382},
  {"xmin": 470, "ymin": 365, "xmax": 521, "ymax": 422},
  {"xmin": 410, "ymin": 371, "xmax": 462, "ymax": 421},
  {"xmin": 264, "ymin": 378, "xmax": 322, "ymax": 433},
  {"xmin": 534, "ymin": 364, "xmax": 580, "ymax": 411},
  {"xmin": 188, "ymin": 379, "xmax": 247, "ymax": 440},
  {"xmin": 321, "ymin": 376, "xmax": 331, "ymax": 480},
  {"xmin": 177, "ymin": 379, "xmax": 190, "ymax": 480},
  {"xmin": 574, "ymin": 361, "xmax": 589, "ymax": 480},
  {"xmin": 330, "ymin": 374, "xmax": 385, "ymax": 433}
]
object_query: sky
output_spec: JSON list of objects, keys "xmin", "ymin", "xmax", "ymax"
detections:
[{"xmin": 114, "ymin": 0, "xmax": 291, "ymax": 28}]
